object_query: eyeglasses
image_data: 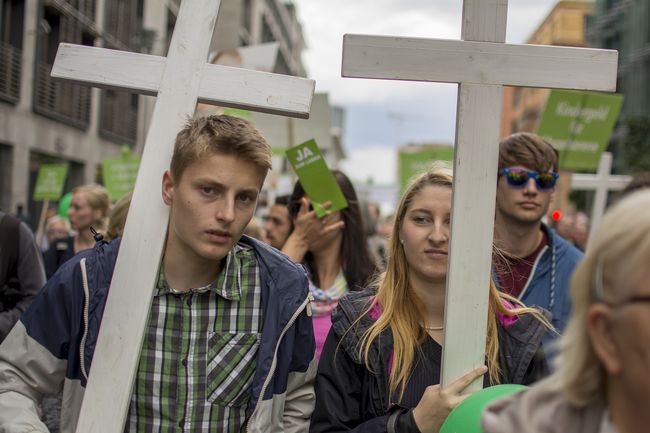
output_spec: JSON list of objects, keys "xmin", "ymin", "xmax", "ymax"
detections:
[{"xmin": 499, "ymin": 168, "xmax": 559, "ymax": 191}]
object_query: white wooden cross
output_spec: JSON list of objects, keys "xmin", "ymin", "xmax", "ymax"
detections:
[
  {"xmin": 570, "ymin": 152, "xmax": 631, "ymax": 239},
  {"xmin": 50, "ymin": 1, "xmax": 314, "ymax": 431},
  {"xmin": 342, "ymin": 0, "xmax": 617, "ymax": 390}
]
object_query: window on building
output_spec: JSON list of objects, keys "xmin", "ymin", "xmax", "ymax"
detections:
[
  {"xmin": 99, "ymin": 0, "xmax": 144, "ymax": 146},
  {"xmin": 0, "ymin": 0, "xmax": 24, "ymax": 103},
  {"xmin": 34, "ymin": 4, "xmax": 94, "ymax": 129},
  {"xmin": 0, "ymin": 142, "xmax": 13, "ymax": 212}
]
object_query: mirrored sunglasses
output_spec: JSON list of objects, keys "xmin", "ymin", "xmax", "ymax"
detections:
[{"xmin": 499, "ymin": 168, "xmax": 558, "ymax": 191}]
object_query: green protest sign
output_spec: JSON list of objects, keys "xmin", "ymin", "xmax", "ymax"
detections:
[
  {"xmin": 102, "ymin": 154, "xmax": 141, "ymax": 201},
  {"xmin": 286, "ymin": 139, "xmax": 348, "ymax": 217},
  {"xmin": 399, "ymin": 146, "xmax": 454, "ymax": 192},
  {"xmin": 33, "ymin": 164, "xmax": 68, "ymax": 201},
  {"xmin": 537, "ymin": 90, "xmax": 623, "ymax": 171},
  {"xmin": 223, "ymin": 107, "xmax": 251, "ymax": 120}
]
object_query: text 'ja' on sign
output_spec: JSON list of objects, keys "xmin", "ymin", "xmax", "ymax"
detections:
[
  {"xmin": 285, "ymin": 139, "xmax": 348, "ymax": 217},
  {"xmin": 102, "ymin": 154, "xmax": 141, "ymax": 201},
  {"xmin": 536, "ymin": 90, "xmax": 623, "ymax": 171},
  {"xmin": 33, "ymin": 164, "xmax": 68, "ymax": 201}
]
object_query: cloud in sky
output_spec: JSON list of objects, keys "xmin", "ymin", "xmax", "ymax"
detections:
[{"xmin": 291, "ymin": 0, "xmax": 560, "ymax": 184}]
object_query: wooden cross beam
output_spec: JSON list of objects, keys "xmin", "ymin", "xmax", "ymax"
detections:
[
  {"xmin": 50, "ymin": 1, "xmax": 314, "ymax": 431},
  {"xmin": 342, "ymin": 0, "xmax": 617, "ymax": 391},
  {"xmin": 570, "ymin": 152, "xmax": 631, "ymax": 238}
]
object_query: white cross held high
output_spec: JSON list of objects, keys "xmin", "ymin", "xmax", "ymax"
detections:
[
  {"xmin": 342, "ymin": 0, "xmax": 617, "ymax": 390},
  {"xmin": 50, "ymin": 1, "xmax": 314, "ymax": 431}
]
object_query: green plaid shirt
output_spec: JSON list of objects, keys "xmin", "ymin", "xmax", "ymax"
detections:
[{"xmin": 125, "ymin": 243, "xmax": 262, "ymax": 432}]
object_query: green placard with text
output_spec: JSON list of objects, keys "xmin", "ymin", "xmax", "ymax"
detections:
[
  {"xmin": 286, "ymin": 139, "xmax": 348, "ymax": 217},
  {"xmin": 33, "ymin": 164, "xmax": 68, "ymax": 201},
  {"xmin": 399, "ymin": 147, "xmax": 454, "ymax": 192},
  {"xmin": 102, "ymin": 154, "xmax": 141, "ymax": 201},
  {"xmin": 537, "ymin": 90, "xmax": 623, "ymax": 171}
]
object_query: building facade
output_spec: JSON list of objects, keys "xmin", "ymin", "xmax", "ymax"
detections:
[
  {"xmin": 0, "ymin": 0, "xmax": 176, "ymax": 226},
  {"xmin": 0, "ymin": 0, "xmax": 325, "ymax": 227},
  {"xmin": 586, "ymin": 0, "xmax": 650, "ymax": 172},
  {"xmin": 501, "ymin": 0, "xmax": 593, "ymax": 137}
]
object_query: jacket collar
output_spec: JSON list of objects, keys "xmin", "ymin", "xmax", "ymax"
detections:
[{"xmin": 155, "ymin": 243, "xmax": 253, "ymax": 301}]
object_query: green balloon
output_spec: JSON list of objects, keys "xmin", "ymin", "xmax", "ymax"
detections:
[
  {"xmin": 439, "ymin": 384, "xmax": 527, "ymax": 433},
  {"xmin": 58, "ymin": 192, "xmax": 72, "ymax": 218}
]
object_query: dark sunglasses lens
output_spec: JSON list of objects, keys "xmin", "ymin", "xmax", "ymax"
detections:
[
  {"xmin": 506, "ymin": 170, "xmax": 529, "ymax": 186},
  {"xmin": 537, "ymin": 174, "xmax": 557, "ymax": 190}
]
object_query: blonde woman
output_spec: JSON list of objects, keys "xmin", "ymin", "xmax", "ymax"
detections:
[
  {"xmin": 43, "ymin": 184, "xmax": 110, "ymax": 278},
  {"xmin": 310, "ymin": 166, "xmax": 552, "ymax": 433},
  {"xmin": 482, "ymin": 189, "xmax": 650, "ymax": 433},
  {"xmin": 105, "ymin": 192, "xmax": 132, "ymax": 241}
]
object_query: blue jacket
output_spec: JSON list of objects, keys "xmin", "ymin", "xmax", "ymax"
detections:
[
  {"xmin": 495, "ymin": 224, "xmax": 582, "ymax": 352},
  {"xmin": 0, "ymin": 236, "xmax": 316, "ymax": 433}
]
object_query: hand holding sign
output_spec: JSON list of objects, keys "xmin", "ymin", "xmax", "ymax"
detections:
[
  {"xmin": 282, "ymin": 197, "xmax": 345, "ymax": 263},
  {"xmin": 286, "ymin": 139, "xmax": 348, "ymax": 217}
]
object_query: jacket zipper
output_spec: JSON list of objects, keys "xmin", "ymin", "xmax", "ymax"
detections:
[
  {"xmin": 79, "ymin": 258, "xmax": 91, "ymax": 381},
  {"xmin": 246, "ymin": 294, "xmax": 311, "ymax": 432}
]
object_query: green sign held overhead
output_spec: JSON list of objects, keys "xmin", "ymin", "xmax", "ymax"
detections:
[
  {"xmin": 286, "ymin": 139, "xmax": 348, "ymax": 218},
  {"xmin": 102, "ymin": 154, "xmax": 141, "ymax": 201},
  {"xmin": 33, "ymin": 164, "xmax": 68, "ymax": 201},
  {"xmin": 223, "ymin": 107, "xmax": 252, "ymax": 120},
  {"xmin": 537, "ymin": 90, "xmax": 623, "ymax": 171},
  {"xmin": 398, "ymin": 146, "xmax": 454, "ymax": 192}
]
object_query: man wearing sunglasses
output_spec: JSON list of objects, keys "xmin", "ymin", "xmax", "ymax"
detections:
[{"xmin": 494, "ymin": 132, "xmax": 583, "ymax": 354}]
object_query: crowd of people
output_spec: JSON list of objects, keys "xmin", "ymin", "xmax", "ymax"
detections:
[{"xmin": 0, "ymin": 114, "xmax": 648, "ymax": 433}]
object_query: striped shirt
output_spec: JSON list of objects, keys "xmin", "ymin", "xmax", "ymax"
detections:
[{"xmin": 125, "ymin": 243, "xmax": 262, "ymax": 433}]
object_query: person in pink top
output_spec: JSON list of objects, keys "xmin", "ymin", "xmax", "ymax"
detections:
[{"xmin": 282, "ymin": 170, "xmax": 377, "ymax": 359}]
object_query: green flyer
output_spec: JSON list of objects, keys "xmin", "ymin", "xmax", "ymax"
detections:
[
  {"xmin": 102, "ymin": 154, "xmax": 141, "ymax": 201},
  {"xmin": 286, "ymin": 139, "xmax": 348, "ymax": 217},
  {"xmin": 537, "ymin": 90, "xmax": 623, "ymax": 171},
  {"xmin": 33, "ymin": 164, "xmax": 68, "ymax": 201}
]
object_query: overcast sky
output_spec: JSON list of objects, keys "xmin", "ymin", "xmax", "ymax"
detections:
[{"xmin": 291, "ymin": 0, "xmax": 560, "ymax": 185}]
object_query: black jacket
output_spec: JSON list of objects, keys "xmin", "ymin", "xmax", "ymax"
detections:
[{"xmin": 310, "ymin": 290, "xmax": 550, "ymax": 433}]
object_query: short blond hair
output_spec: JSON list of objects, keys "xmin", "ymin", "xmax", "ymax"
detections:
[
  {"xmin": 170, "ymin": 115, "xmax": 272, "ymax": 182},
  {"xmin": 558, "ymin": 190, "xmax": 650, "ymax": 406}
]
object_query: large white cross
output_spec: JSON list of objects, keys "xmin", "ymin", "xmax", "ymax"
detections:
[
  {"xmin": 570, "ymin": 152, "xmax": 631, "ymax": 239},
  {"xmin": 50, "ymin": 1, "xmax": 314, "ymax": 431},
  {"xmin": 342, "ymin": 0, "xmax": 617, "ymax": 390}
]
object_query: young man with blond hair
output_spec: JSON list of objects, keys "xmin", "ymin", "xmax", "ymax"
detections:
[
  {"xmin": 0, "ymin": 115, "xmax": 316, "ymax": 432},
  {"xmin": 494, "ymin": 132, "xmax": 582, "ymax": 348}
]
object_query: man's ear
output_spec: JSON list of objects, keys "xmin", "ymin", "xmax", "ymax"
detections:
[
  {"xmin": 162, "ymin": 170, "xmax": 174, "ymax": 206},
  {"xmin": 587, "ymin": 305, "xmax": 622, "ymax": 375}
]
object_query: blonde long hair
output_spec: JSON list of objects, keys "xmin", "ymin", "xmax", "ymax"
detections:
[
  {"xmin": 357, "ymin": 165, "xmax": 551, "ymax": 402},
  {"xmin": 558, "ymin": 189, "xmax": 650, "ymax": 406}
]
